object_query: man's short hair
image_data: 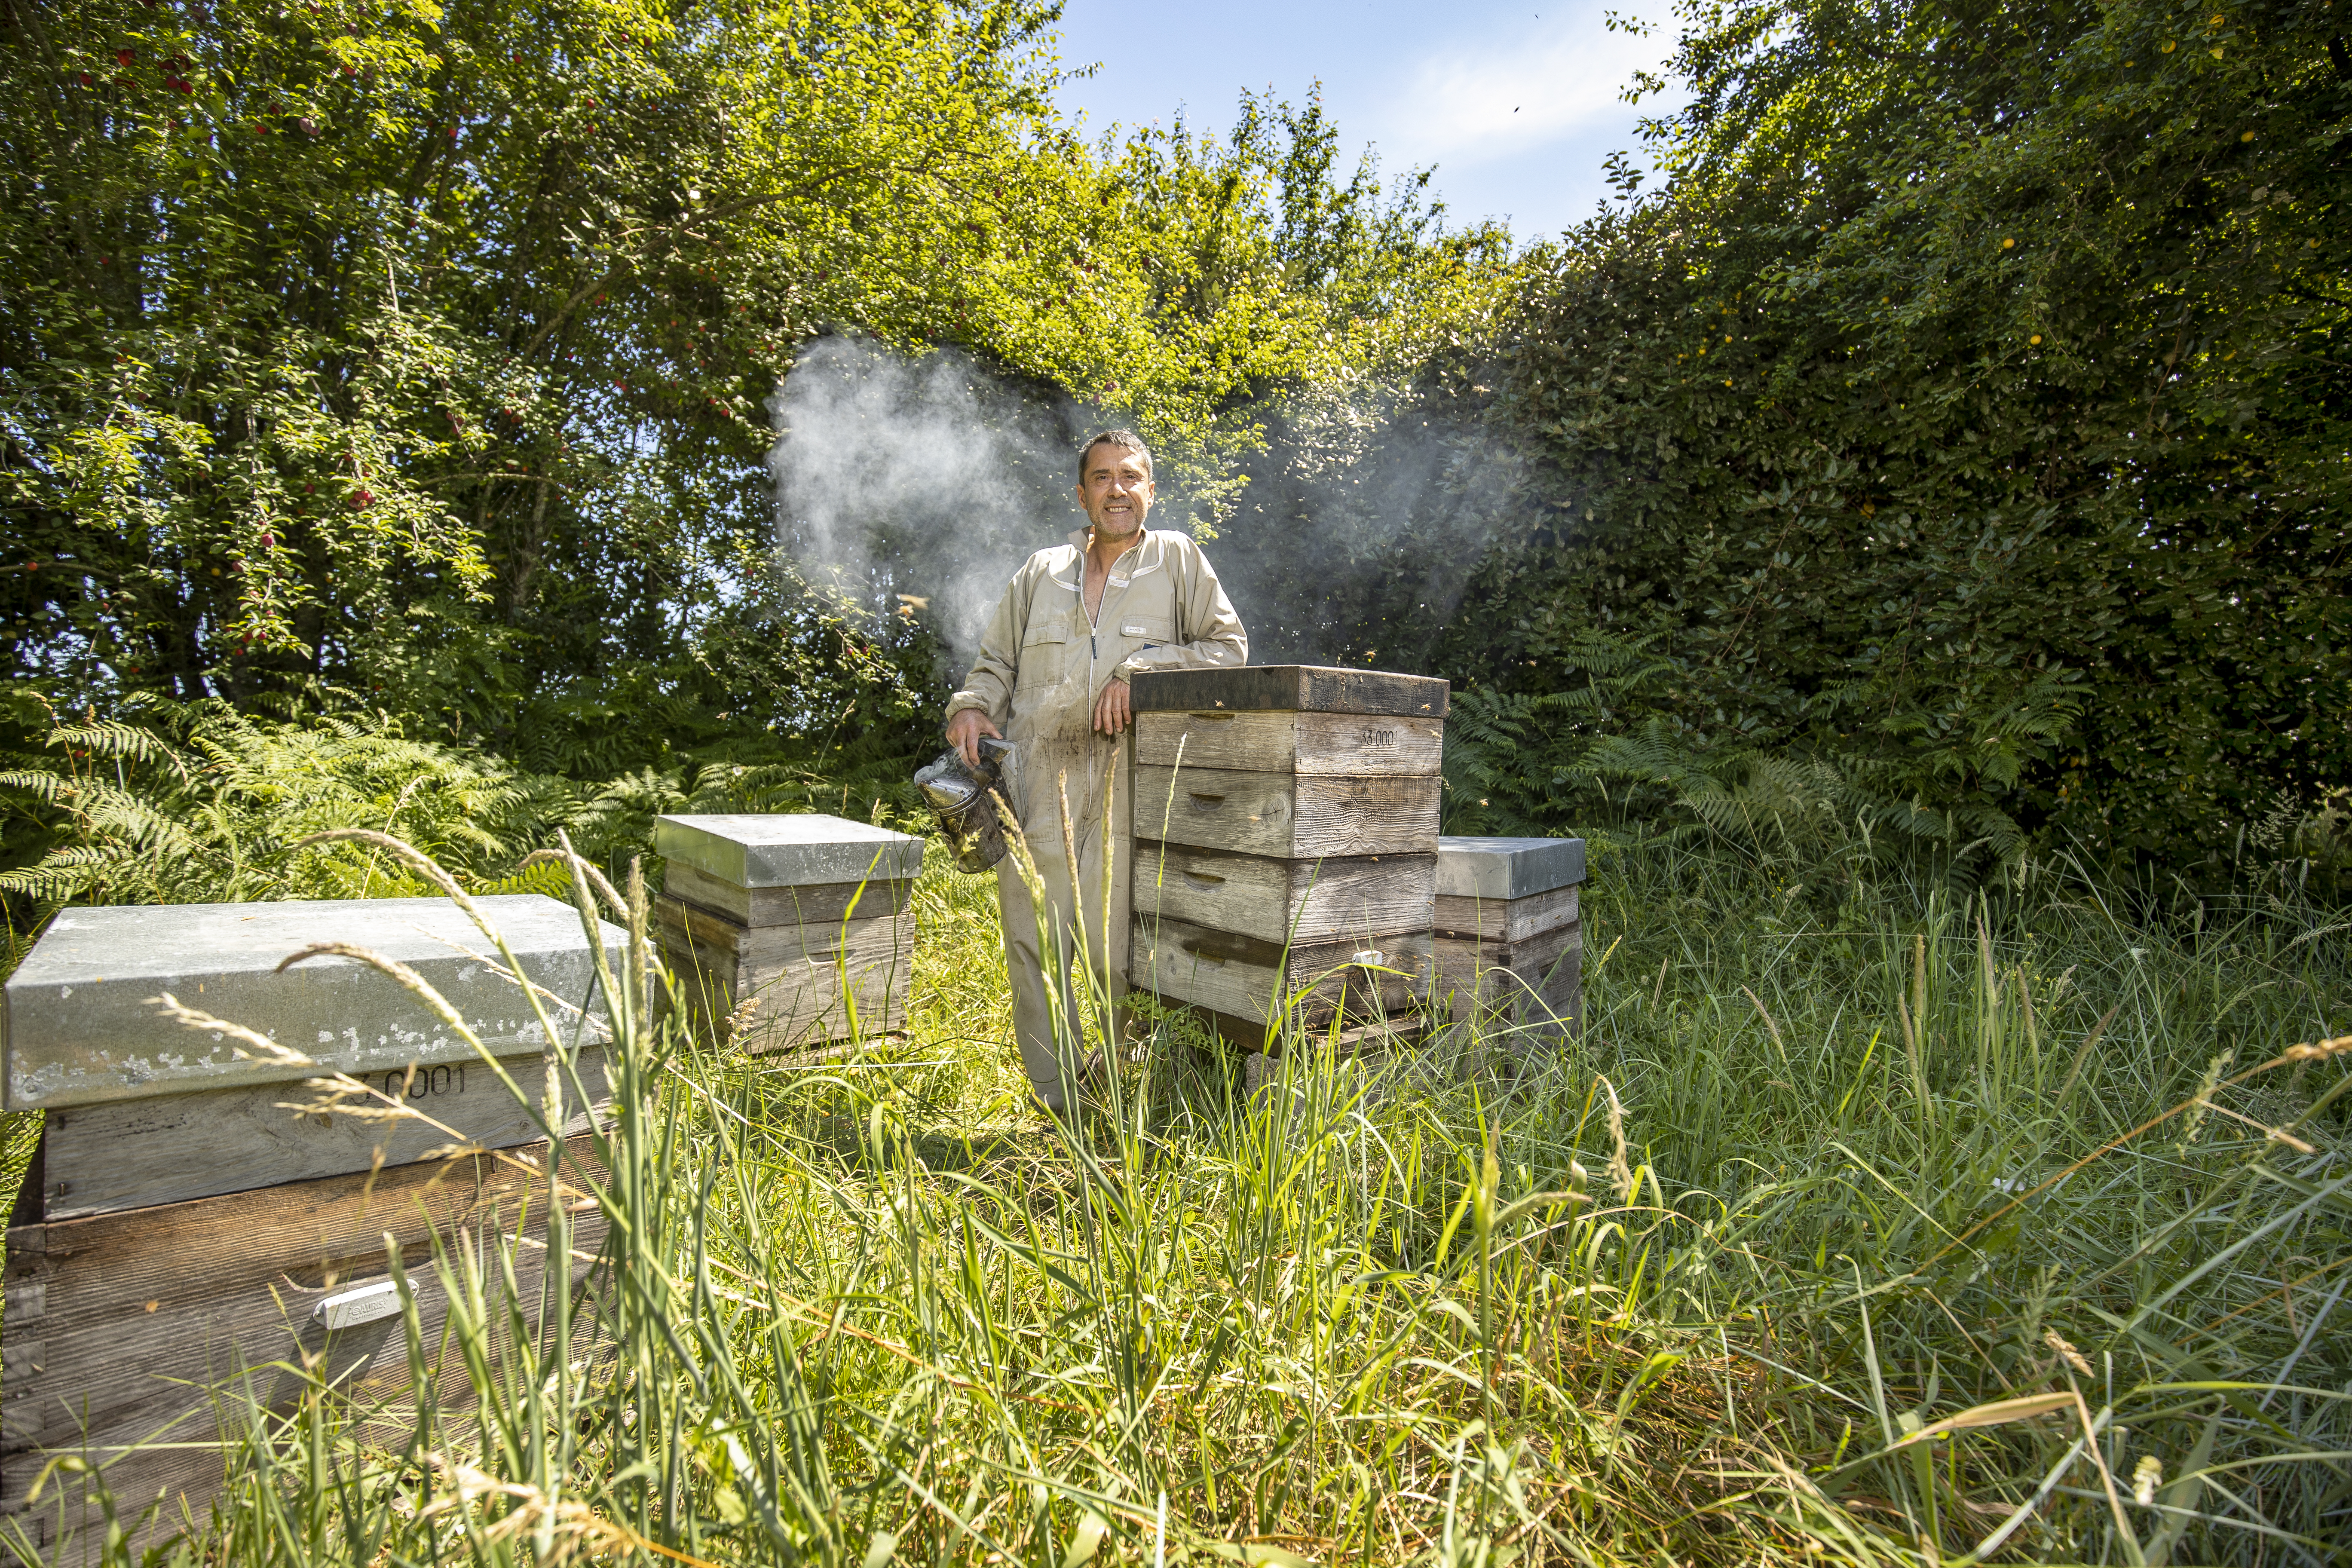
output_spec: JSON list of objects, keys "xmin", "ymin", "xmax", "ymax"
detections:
[{"xmin": 1077, "ymin": 429, "xmax": 1152, "ymax": 484}]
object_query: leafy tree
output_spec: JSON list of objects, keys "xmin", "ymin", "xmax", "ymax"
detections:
[
  {"xmin": 0, "ymin": 0, "xmax": 1098, "ymax": 764},
  {"xmin": 1440, "ymin": 0, "xmax": 2350, "ymax": 882}
]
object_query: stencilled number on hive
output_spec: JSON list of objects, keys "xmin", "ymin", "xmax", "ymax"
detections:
[
  {"xmin": 380, "ymin": 1063, "xmax": 470, "ymax": 1101},
  {"xmin": 1357, "ymin": 725, "xmax": 1399, "ymax": 749}
]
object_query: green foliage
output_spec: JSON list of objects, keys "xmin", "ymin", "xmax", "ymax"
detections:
[
  {"xmin": 1437, "ymin": 0, "xmax": 2350, "ymax": 884},
  {"xmin": 0, "ymin": 685, "xmax": 923, "ymax": 962},
  {"xmin": 0, "ymin": 0, "xmax": 1114, "ymax": 753},
  {"xmin": 3, "ymin": 0, "xmax": 1526, "ymax": 791},
  {"xmin": 1446, "ymin": 629, "xmax": 2083, "ymax": 886},
  {"xmin": 9, "ymin": 835, "xmax": 2345, "ymax": 1565}
]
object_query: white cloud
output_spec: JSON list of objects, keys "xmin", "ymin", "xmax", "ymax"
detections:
[{"xmin": 1378, "ymin": 18, "xmax": 1670, "ymax": 169}]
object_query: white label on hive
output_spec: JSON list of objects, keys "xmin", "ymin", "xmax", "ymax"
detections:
[{"xmin": 315, "ymin": 1280, "xmax": 402, "ymax": 1330}]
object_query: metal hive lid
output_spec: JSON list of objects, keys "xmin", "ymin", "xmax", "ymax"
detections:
[
  {"xmin": 653, "ymin": 813, "xmax": 926, "ymax": 888},
  {"xmin": 1435, "ymin": 836, "xmax": 1586, "ymax": 900},
  {"xmin": 3, "ymin": 895, "xmax": 626, "ymax": 1111}
]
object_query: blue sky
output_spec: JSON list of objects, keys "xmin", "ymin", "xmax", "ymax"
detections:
[{"xmin": 1047, "ymin": 0, "xmax": 1682, "ymax": 247}]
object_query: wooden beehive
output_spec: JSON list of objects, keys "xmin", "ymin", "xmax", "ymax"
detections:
[
  {"xmin": 1430, "ymin": 836, "xmax": 1586, "ymax": 1038},
  {"xmin": 0, "ymin": 896, "xmax": 623, "ymax": 1560},
  {"xmin": 652, "ymin": 813, "xmax": 923, "ymax": 1051},
  {"xmin": 1130, "ymin": 666, "xmax": 1448, "ymax": 1044}
]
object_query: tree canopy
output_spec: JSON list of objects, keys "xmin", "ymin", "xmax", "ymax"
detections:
[
  {"xmin": 4, "ymin": 0, "xmax": 2346, "ymax": 912},
  {"xmin": 1440, "ymin": 0, "xmax": 2349, "ymax": 886}
]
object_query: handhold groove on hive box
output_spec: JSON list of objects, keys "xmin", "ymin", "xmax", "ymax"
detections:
[
  {"xmin": 1133, "ymin": 913, "xmax": 1432, "ymax": 1026},
  {"xmin": 1133, "ymin": 709, "xmax": 1443, "ymax": 776},
  {"xmin": 1134, "ymin": 841, "xmax": 1435, "ymax": 946},
  {"xmin": 1132, "ymin": 767, "xmax": 1440, "ymax": 859}
]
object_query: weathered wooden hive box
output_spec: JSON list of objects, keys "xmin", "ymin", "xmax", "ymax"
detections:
[
  {"xmin": 1129, "ymin": 666, "xmax": 1449, "ymax": 1044},
  {"xmin": 0, "ymin": 896, "xmax": 623, "ymax": 1559},
  {"xmin": 652, "ymin": 813, "xmax": 924, "ymax": 1051},
  {"xmin": 1432, "ymin": 836, "xmax": 1586, "ymax": 1036}
]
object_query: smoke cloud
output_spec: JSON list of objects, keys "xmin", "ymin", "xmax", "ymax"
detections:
[
  {"xmin": 767, "ymin": 336, "xmax": 1513, "ymax": 682},
  {"xmin": 767, "ymin": 336, "xmax": 1091, "ymax": 675}
]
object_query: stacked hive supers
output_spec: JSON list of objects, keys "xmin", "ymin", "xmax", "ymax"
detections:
[
  {"xmin": 0, "ymin": 896, "xmax": 622, "ymax": 1562},
  {"xmin": 1128, "ymin": 665, "xmax": 1449, "ymax": 1046},
  {"xmin": 653, "ymin": 813, "xmax": 925, "ymax": 1052},
  {"xmin": 1432, "ymin": 835, "xmax": 1586, "ymax": 1036}
]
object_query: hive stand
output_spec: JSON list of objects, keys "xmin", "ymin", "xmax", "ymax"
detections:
[
  {"xmin": 652, "ymin": 814, "xmax": 924, "ymax": 1052},
  {"xmin": 0, "ymin": 896, "xmax": 623, "ymax": 1561},
  {"xmin": 1128, "ymin": 666, "xmax": 1449, "ymax": 1057},
  {"xmin": 1431, "ymin": 836, "xmax": 1586, "ymax": 1044}
]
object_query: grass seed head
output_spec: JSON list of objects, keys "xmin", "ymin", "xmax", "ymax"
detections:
[{"xmin": 2044, "ymin": 1329, "xmax": 2094, "ymax": 1377}]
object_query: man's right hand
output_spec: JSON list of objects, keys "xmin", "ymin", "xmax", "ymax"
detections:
[{"xmin": 946, "ymin": 708, "xmax": 1001, "ymax": 769}]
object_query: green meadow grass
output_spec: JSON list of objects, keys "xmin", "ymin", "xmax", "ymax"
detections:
[{"xmin": 3, "ymin": 829, "xmax": 2344, "ymax": 1566}]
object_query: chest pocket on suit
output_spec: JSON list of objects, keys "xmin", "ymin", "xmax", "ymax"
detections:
[
  {"xmin": 1017, "ymin": 620, "xmax": 1069, "ymax": 686},
  {"xmin": 1119, "ymin": 616, "xmax": 1176, "ymax": 645}
]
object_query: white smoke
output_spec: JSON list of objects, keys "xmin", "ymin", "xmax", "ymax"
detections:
[
  {"xmin": 767, "ymin": 336, "xmax": 1092, "ymax": 672},
  {"xmin": 766, "ymin": 334, "xmax": 1510, "ymax": 680}
]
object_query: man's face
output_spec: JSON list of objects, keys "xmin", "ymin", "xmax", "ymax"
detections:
[{"xmin": 1076, "ymin": 444, "xmax": 1153, "ymax": 540}]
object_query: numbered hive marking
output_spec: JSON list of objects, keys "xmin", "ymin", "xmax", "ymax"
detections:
[
  {"xmin": 1131, "ymin": 767, "xmax": 1441, "ymax": 860},
  {"xmin": 1133, "ymin": 709, "xmax": 1443, "ymax": 777},
  {"xmin": 1132, "ymin": 913, "xmax": 1432, "ymax": 1029},
  {"xmin": 1430, "ymin": 836, "xmax": 1586, "ymax": 1038},
  {"xmin": 2, "ymin": 1133, "xmax": 609, "ymax": 1563},
  {"xmin": 39, "ymin": 1046, "xmax": 610, "ymax": 1221},
  {"xmin": 1133, "ymin": 841, "xmax": 1435, "ymax": 947},
  {"xmin": 652, "ymin": 814, "xmax": 924, "ymax": 1051}
]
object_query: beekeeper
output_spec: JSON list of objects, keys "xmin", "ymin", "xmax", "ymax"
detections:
[{"xmin": 944, "ymin": 429, "xmax": 1248, "ymax": 1113}]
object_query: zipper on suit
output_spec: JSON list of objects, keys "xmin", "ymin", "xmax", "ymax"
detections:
[{"xmin": 1081, "ymin": 536, "xmax": 1142, "ymax": 671}]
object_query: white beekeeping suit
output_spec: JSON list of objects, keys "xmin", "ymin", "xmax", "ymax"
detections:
[{"xmin": 946, "ymin": 525, "xmax": 1247, "ymax": 1109}]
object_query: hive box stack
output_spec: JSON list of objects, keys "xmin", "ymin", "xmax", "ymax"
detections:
[
  {"xmin": 1, "ymin": 897, "xmax": 623, "ymax": 1561},
  {"xmin": 1128, "ymin": 666, "xmax": 1449, "ymax": 1049},
  {"xmin": 1432, "ymin": 836, "xmax": 1586, "ymax": 1039},
  {"xmin": 653, "ymin": 813, "xmax": 924, "ymax": 1052}
]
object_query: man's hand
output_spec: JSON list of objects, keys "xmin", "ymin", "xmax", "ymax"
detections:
[
  {"xmin": 946, "ymin": 707, "xmax": 1001, "ymax": 769},
  {"xmin": 1093, "ymin": 677, "xmax": 1132, "ymax": 739}
]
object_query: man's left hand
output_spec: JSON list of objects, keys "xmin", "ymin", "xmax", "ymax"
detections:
[{"xmin": 1093, "ymin": 677, "xmax": 1132, "ymax": 738}]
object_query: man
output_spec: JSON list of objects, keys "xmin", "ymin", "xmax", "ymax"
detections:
[{"xmin": 945, "ymin": 430, "xmax": 1247, "ymax": 1113}]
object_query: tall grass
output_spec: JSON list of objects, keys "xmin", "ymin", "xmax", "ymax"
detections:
[{"xmin": 3, "ymin": 827, "xmax": 2343, "ymax": 1565}]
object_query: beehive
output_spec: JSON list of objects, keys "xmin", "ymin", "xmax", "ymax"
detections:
[
  {"xmin": 0, "ymin": 896, "xmax": 622, "ymax": 1559},
  {"xmin": 1129, "ymin": 666, "xmax": 1449, "ymax": 1045},
  {"xmin": 652, "ymin": 813, "xmax": 924, "ymax": 1050},
  {"xmin": 1430, "ymin": 836, "xmax": 1586, "ymax": 1038}
]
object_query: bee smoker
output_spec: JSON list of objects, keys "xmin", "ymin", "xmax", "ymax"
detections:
[{"xmin": 914, "ymin": 736, "xmax": 1017, "ymax": 873}]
